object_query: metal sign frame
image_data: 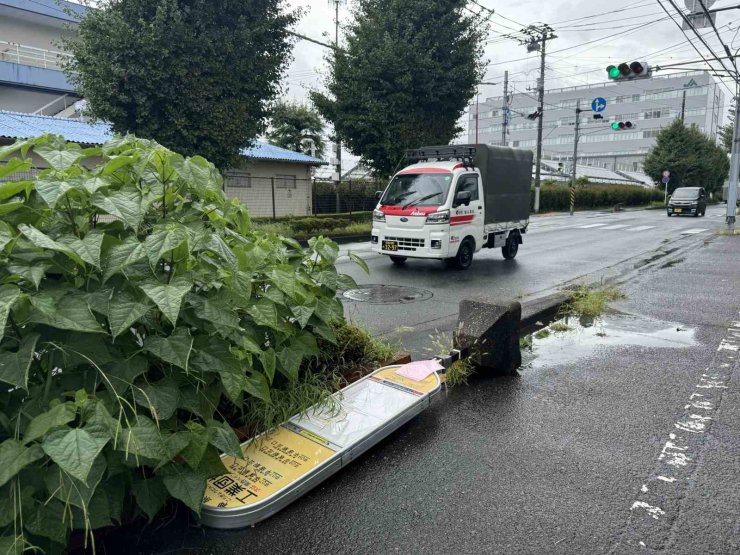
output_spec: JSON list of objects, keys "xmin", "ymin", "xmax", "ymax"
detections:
[{"xmin": 200, "ymin": 365, "xmax": 442, "ymax": 529}]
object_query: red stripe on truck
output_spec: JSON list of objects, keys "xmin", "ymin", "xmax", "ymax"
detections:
[
  {"xmin": 450, "ymin": 215, "xmax": 475, "ymax": 226},
  {"xmin": 380, "ymin": 205, "xmax": 440, "ymax": 216}
]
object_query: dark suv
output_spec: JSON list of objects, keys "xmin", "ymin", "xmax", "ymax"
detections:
[{"xmin": 667, "ymin": 187, "xmax": 707, "ymax": 217}]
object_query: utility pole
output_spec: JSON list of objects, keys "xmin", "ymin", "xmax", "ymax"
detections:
[
  {"xmin": 332, "ymin": 0, "xmax": 342, "ymax": 207},
  {"xmin": 728, "ymin": 82, "xmax": 739, "ymax": 234},
  {"xmin": 521, "ymin": 25, "xmax": 556, "ymax": 214},
  {"xmin": 570, "ymin": 100, "xmax": 582, "ymax": 216},
  {"xmin": 475, "ymin": 91, "xmax": 480, "ymax": 143},
  {"xmin": 680, "ymin": 90, "xmax": 687, "ymax": 121},
  {"xmin": 502, "ymin": 70, "xmax": 509, "ymax": 146}
]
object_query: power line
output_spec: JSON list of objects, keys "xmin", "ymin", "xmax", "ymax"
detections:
[
  {"xmin": 697, "ymin": 0, "xmax": 739, "ymax": 73},
  {"xmin": 550, "ymin": 0, "xmax": 654, "ymax": 25}
]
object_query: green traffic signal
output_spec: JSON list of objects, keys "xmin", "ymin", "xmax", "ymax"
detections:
[
  {"xmin": 611, "ymin": 122, "xmax": 620, "ymax": 130},
  {"xmin": 607, "ymin": 65, "xmax": 621, "ymax": 79}
]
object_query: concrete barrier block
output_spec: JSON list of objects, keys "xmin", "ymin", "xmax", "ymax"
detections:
[{"xmin": 455, "ymin": 298, "xmax": 522, "ymax": 375}]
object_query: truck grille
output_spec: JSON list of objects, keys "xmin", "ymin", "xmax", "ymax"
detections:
[{"xmin": 385, "ymin": 236, "xmax": 425, "ymax": 251}]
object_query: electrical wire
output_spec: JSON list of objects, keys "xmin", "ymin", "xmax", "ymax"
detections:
[{"xmin": 550, "ymin": 0, "xmax": 654, "ymax": 25}]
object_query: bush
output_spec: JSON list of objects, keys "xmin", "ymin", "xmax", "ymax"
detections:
[
  {"xmin": 0, "ymin": 134, "xmax": 360, "ymax": 552},
  {"xmin": 534, "ymin": 183, "xmax": 663, "ymax": 212}
]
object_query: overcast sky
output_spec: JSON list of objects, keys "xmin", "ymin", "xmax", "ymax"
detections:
[{"xmin": 283, "ymin": 0, "xmax": 740, "ymax": 108}]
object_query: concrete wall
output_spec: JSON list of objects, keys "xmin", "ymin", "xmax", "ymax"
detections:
[{"xmin": 224, "ymin": 161, "xmax": 315, "ymax": 218}]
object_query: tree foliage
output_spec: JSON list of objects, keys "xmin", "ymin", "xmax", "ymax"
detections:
[
  {"xmin": 719, "ymin": 98, "xmax": 735, "ymax": 154},
  {"xmin": 63, "ymin": 0, "xmax": 297, "ymax": 170},
  {"xmin": 643, "ymin": 119, "xmax": 729, "ymax": 195},
  {"xmin": 267, "ymin": 101, "xmax": 326, "ymax": 159},
  {"xmin": 311, "ymin": 0, "xmax": 485, "ymax": 177},
  {"xmin": 0, "ymin": 134, "xmax": 358, "ymax": 552}
]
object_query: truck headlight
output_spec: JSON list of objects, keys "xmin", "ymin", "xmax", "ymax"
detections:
[
  {"xmin": 426, "ymin": 210, "xmax": 450, "ymax": 224},
  {"xmin": 373, "ymin": 209, "xmax": 385, "ymax": 222}
]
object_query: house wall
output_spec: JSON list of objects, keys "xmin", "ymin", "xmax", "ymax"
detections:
[{"xmin": 224, "ymin": 161, "xmax": 314, "ymax": 218}]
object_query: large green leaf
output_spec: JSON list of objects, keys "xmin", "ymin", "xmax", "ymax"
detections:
[
  {"xmin": 270, "ymin": 265, "xmax": 305, "ymax": 299},
  {"xmin": 173, "ymin": 155, "xmax": 220, "ymax": 191},
  {"xmin": 0, "ymin": 222, "xmax": 13, "ymax": 252},
  {"xmin": 348, "ymin": 251, "xmax": 370, "ymax": 274},
  {"xmin": 17, "ymin": 224, "xmax": 84, "ymax": 266},
  {"xmin": 207, "ymin": 420, "xmax": 243, "ymax": 459},
  {"xmin": 132, "ymin": 476, "xmax": 168, "ymax": 521},
  {"xmin": 159, "ymin": 463, "xmax": 208, "ymax": 514},
  {"xmin": 134, "ymin": 378, "xmax": 180, "ymax": 422},
  {"xmin": 34, "ymin": 141, "xmax": 82, "ymax": 171},
  {"xmin": 82, "ymin": 176, "xmax": 110, "ymax": 194},
  {"xmin": 8, "ymin": 261, "xmax": 48, "ymax": 290},
  {"xmin": 179, "ymin": 424, "xmax": 210, "ymax": 469},
  {"xmin": 245, "ymin": 371, "xmax": 271, "ymax": 403},
  {"xmin": 58, "ymin": 231, "xmax": 105, "ymax": 268},
  {"xmin": 139, "ymin": 280, "xmax": 192, "ymax": 326},
  {"xmin": 29, "ymin": 292, "xmax": 104, "ymax": 333},
  {"xmin": 0, "ymin": 439, "xmax": 44, "ymax": 487},
  {"xmin": 42, "ymin": 427, "xmax": 109, "ymax": 484},
  {"xmin": 45, "ymin": 454, "xmax": 106, "ymax": 510},
  {"xmin": 247, "ymin": 298, "xmax": 282, "ymax": 330},
  {"xmin": 260, "ymin": 348, "xmax": 276, "ymax": 384},
  {"xmin": 0, "ymin": 334, "xmax": 39, "ymax": 390},
  {"xmin": 190, "ymin": 343, "xmax": 247, "ymax": 403},
  {"xmin": 311, "ymin": 237, "xmax": 339, "ymax": 263},
  {"xmin": 118, "ymin": 417, "xmax": 168, "ymax": 463},
  {"xmin": 0, "ymin": 535, "xmax": 24, "ymax": 555},
  {"xmin": 0, "ymin": 201, "xmax": 23, "ymax": 216},
  {"xmin": 102, "ymin": 356, "xmax": 148, "ymax": 397},
  {"xmin": 190, "ymin": 295, "xmax": 240, "ymax": 332},
  {"xmin": 198, "ymin": 233, "xmax": 237, "ymax": 268},
  {"xmin": 101, "ymin": 154, "xmax": 138, "ymax": 176},
  {"xmin": 289, "ymin": 298, "xmax": 316, "ymax": 328},
  {"xmin": 23, "ymin": 402, "xmax": 76, "ymax": 444},
  {"xmin": 0, "ymin": 285, "xmax": 20, "ymax": 344},
  {"xmin": 0, "ymin": 158, "xmax": 31, "ymax": 179},
  {"xmin": 108, "ymin": 289, "xmax": 152, "ymax": 337},
  {"xmin": 102, "ymin": 236, "xmax": 146, "ymax": 282},
  {"xmin": 25, "ymin": 500, "xmax": 68, "ymax": 544},
  {"xmin": 0, "ymin": 179, "xmax": 32, "ymax": 201},
  {"xmin": 143, "ymin": 328, "xmax": 193, "ymax": 370},
  {"xmin": 35, "ymin": 178, "xmax": 73, "ymax": 208},
  {"xmin": 92, "ymin": 189, "xmax": 146, "ymax": 229},
  {"xmin": 144, "ymin": 223, "xmax": 189, "ymax": 266}
]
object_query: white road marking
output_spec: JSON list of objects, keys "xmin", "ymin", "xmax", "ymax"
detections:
[
  {"xmin": 626, "ymin": 225, "xmax": 656, "ymax": 232},
  {"xmin": 600, "ymin": 224, "xmax": 630, "ymax": 230},
  {"xmin": 631, "ymin": 501, "xmax": 665, "ymax": 520},
  {"xmin": 578, "ymin": 223, "xmax": 608, "ymax": 228},
  {"xmin": 681, "ymin": 228, "xmax": 708, "ymax": 234}
]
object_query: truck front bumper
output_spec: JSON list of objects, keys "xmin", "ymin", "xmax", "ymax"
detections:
[{"xmin": 371, "ymin": 226, "xmax": 455, "ymax": 258}]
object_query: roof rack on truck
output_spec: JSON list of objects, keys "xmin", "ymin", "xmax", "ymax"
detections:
[{"xmin": 405, "ymin": 145, "xmax": 477, "ymax": 168}]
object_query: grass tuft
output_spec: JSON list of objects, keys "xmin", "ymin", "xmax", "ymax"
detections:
[
  {"xmin": 549, "ymin": 322, "xmax": 572, "ymax": 333},
  {"xmin": 563, "ymin": 285, "xmax": 625, "ymax": 319},
  {"xmin": 445, "ymin": 359, "xmax": 473, "ymax": 387}
]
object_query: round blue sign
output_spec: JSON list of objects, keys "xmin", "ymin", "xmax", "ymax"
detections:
[
  {"xmin": 661, "ymin": 176, "xmax": 670, "ymax": 184},
  {"xmin": 592, "ymin": 97, "xmax": 607, "ymax": 113}
]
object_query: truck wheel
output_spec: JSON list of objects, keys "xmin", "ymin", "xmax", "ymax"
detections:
[
  {"xmin": 389, "ymin": 255, "xmax": 407, "ymax": 265},
  {"xmin": 453, "ymin": 239, "xmax": 474, "ymax": 270},
  {"xmin": 502, "ymin": 236, "xmax": 519, "ymax": 260}
]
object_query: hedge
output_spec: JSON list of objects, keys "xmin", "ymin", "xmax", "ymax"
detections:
[{"xmin": 535, "ymin": 184, "xmax": 663, "ymax": 212}]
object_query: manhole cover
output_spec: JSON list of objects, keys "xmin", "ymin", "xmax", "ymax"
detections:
[{"xmin": 342, "ymin": 285, "xmax": 433, "ymax": 304}]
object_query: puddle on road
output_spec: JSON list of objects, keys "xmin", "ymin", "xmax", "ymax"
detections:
[{"xmin": 521, "ymin": 314, "xmax": 697, "ymax": 369}]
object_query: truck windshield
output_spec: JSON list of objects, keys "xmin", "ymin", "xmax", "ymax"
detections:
[
  {"xmin": 672, "ymin": 188, "xmax": 700, "ymax": 200},
  {"xmin": 381, "ymin": 174, "xmax": 453, "ymax": 207}
]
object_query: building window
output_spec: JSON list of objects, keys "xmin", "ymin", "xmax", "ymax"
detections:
[
  {"xmin": 615, "ymin": 95, "xmax": 631, "ymax": 104},
  {"xmin": 512, "ymin": 140, "xmax": 520, "ymax": 147},
  {"xmin": 227, "ymin": 171, "xmax": 251, "ymax": 187},
  {"xmin": 275, "ymin": 174, "xmax": 297, "ymax": 189},
  {"xmin": 644, "ymin": 110, "xmax": 662, "ymax": 119},
  {"xmin": 632, "ymin": 94, "xmax": 641, "ymax": 102}
]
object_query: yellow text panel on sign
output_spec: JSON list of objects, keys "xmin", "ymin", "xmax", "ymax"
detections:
[
  {"xmin": 203, "ymin": 426, "xmax": 336, "ymax": 509},
  {"xmin": 374, "ymin": 366, "xmax": 440, "ymax": 394}
]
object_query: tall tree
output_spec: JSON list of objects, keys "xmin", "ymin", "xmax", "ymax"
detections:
[
  {"xmin": 719, "ymin": 97, "xmax": 735, "ymax": 153},
  {"xmin": 643, "ymin": 119, "xmax": 729, "ymax": 195},
  {"xmin": 311, "ymin": 0, "xmax": 485, "ymax": 177},
  {"xmin": 63, "ymin": 0, "xmax": 297, "ymax": 169},
  {"xmin": 267, "ymin": 101, "xmax": 326, "ymax": 158}
]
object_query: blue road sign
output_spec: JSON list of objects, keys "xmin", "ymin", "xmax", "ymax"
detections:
[
  {"xmin": 662, "ymin": 176, "xmax": 670, "ymax": 184},
  {"xmin": 592, "ymin": 97, "xmax": 607, "ymax": 113}
]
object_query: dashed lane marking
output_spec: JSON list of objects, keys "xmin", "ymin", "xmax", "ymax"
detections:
[
  {"xmin": 578, "ymin": 223, "xmax": 608, "ymax": 228},
  {"xmin": 680, "ymin": 228, "xmax": 708, "ymax": 235},
  {"xmin": 626, "ymin": 225, "xmax": 656, "ymax": 232},
  {"xmin": 600, "ymin": 224, "xmax": 631, "ymax": 230}
]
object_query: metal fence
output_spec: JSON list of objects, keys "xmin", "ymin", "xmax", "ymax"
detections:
[{"xmin": 0, "ymin": 40, "xmax": 72, "ymax": 71}]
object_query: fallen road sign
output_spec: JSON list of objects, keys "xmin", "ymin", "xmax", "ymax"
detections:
[{"xmin": 200, "ymin": 365, "xmax": 442, "ymax": 529}]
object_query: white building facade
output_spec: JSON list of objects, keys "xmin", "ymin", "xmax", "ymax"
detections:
[{"xmin": 469, "ymin": 71, "xmax": 724, "ymax": 173}]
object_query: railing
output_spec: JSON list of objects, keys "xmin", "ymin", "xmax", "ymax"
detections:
[{"xmin": 0, "ymin": 40, "xmax": 73, "ymax": 71}]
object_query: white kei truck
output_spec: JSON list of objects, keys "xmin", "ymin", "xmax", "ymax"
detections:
[{"xmin": 371, "ymin": 144, "xmax": 534, "ymax": 269}]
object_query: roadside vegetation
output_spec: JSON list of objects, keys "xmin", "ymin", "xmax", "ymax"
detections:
[
  {"xmin": 253, "ymin": 213, "xmax": 372, "ymax": 240},
  {"xmin": 0, "ymin": 135, "xmax": 378, "ymax": 552},
  {"xmin": 563, "ymin": 285, "xmax": 625, "ymax": 319}
]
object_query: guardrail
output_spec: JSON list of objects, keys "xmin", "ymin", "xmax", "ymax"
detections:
[{"xmin": 0, "ymin": 40, "xmax": 72, "ymax": 71}]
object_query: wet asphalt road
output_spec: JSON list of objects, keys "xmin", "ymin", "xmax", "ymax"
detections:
[
  {"xmin": 337, "ymin": 205, "xmax": 728, "ymax": 357},
  {"xmin": 101, "ymin": 207, "xmax": 740, "ymax": 554}
]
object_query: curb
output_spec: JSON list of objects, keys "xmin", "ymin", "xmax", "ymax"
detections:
[{"xmin": 519, "ymin": 292, "xmax": 571, "ymax": 335}]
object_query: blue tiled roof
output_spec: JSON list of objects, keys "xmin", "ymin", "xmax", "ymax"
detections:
[
  {"xmin": 0, "ymin": 0, "xmax": 88, "ymax": 22},
  {"xmin": 241, "ymin": 142, "xmax": 326, "ymax": 166},
  {"xmin": 0, "ymin": 110, "xmax": 111, "ymax": 144},
  {"xmin": 0, "ymin": 110, "xmax": 327, "ymax": 165}
]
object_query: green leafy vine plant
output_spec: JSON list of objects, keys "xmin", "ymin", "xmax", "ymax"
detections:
[{"xmin": 0, "ymin": 134, "xmax": 362, "ymax": 553}]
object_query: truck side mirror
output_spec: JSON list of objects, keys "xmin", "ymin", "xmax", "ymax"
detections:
[
  {"xmin": 375, "ymin": 191, "xmax": 382, "ymax": 200},
  {"xmin": 454, "ymin": 190, "xmax": 472, "ymax": 207}
]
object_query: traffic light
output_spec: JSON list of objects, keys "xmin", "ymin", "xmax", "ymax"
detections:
[
  {"xmin": 611, "ymin": 121, "xmax": 634, "ymax": 130},
  {"xmin": 606, "ymin": 61, "xmax": 650, "ymax": 80}
]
